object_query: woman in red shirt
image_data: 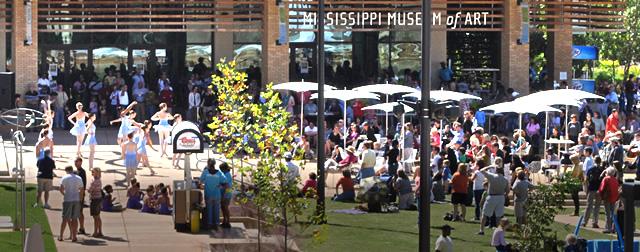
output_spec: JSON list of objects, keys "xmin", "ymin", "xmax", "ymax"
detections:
[
  {"xmin": 450, "ymin": 164, "xmax": 470, "ymax": 222},
  {"xmin": 598, "ymin": 167, "xmax": 620, "ymax": 233}
]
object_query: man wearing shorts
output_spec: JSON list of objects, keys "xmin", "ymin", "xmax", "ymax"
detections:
[
  {"xmin": 35, "ymin": 149, "xmax": 55, "ymax": 209},
  {"xmin": 477, "ymin": 164, "xmax": 509, "ymax": 235},
  {"xmin": 59, "ymin": 166, "xmax": 84, "ymax": 242}
]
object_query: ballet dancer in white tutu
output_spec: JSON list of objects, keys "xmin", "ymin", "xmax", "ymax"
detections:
[
  {"xmin": 150, "ymin": 103, "xmax": 174, "ymax": 158},
  {"xmin": 68, "ymin": 102, "xmax": 87, "ymax": 157},
  {"xmin": 136, "ymin": 120, "xmax": 157, "ymax": 175},
  {"xmin": 170, "ymin": 114, "xmax": 184, "ymax": 169},
  {"xmin": 110, "ymin": 102, "xmax": 141, "ymax": 150},
  {"xmin": 84, "ymin": 113, "xmax": 98, "ymax": 169}
]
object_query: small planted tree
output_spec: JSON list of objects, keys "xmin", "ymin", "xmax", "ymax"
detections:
[
  {"xmin": 208, "ymin": 59, "xmax": 309, "ymax": 250},
  {"xmin": 515, "ymin": 174, "xmax": 582, "ymax": 251}
]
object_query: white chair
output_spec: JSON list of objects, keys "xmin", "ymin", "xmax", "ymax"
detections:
[{"xmin": 402, "ymin": 149, "xmax": 418, "ymax": 174}]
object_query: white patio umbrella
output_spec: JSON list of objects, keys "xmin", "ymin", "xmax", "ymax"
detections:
[
  {"xmin": 518, "ymin": 89, "xmax": 604, "ymax": 137},
  {"xmin": 480, "ymin": 100, "xmax": 561, "ymax": 130},
  {"xmin": 354, "ymin": 83, "xmax": 418, "ymax": 134},
  {"xmin": 311, "ymin": 90, "xmax": 380, "ymax": 147},
  {"xmin": 403, "ymin": 89, "xmax": 482, "ymax": 102},
  {"xmin": 515, "ymin": 96, "xmax": 583, "ymax": 156},
  {"xmin": 362, "ymin": 102, "xmax": 414, "ymax": 160},
  {"xmin": 273, "ymin": 80, "xmax": 336, "ymax": 135}
]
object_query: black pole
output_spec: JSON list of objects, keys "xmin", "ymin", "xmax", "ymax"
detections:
[
  {"xmin": 315, "ymin": 0, "xmax": 326, "ymax": 222},
  {"xmin": 622, "ymin": 181, "xmax": 635, "ymax": 252},
  {"xmin": 419, "ymin": 0, "xmax": 432, "ymax": 251}
]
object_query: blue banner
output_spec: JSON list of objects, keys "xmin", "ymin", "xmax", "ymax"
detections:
[
  {"xmin": 572, "ymin": 46, "xmax": 598, "ymax": 60},
  {"xmin": 573, "ymin": 79, "xmax": 596, "ymax": 93}
]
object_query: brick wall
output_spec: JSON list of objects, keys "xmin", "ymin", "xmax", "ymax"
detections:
[
  {"xmin": 261, "ymin": 0, "xmax": 289, "ymax": 86},
  {"xmin": 12, "ymin": 0, "xmax": 38, "ymax": 95},
  {"xmin": 500, "ymin": 0, "xmax": 530, "ymax": 95}
]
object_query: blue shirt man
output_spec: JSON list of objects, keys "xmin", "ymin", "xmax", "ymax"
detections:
[{"xmin": 439, "ymin": 62, "xmax": 453, "ymax": 83}]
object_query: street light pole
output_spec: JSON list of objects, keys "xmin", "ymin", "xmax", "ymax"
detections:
[
  {"xmin": 419, "ymin": 0, "xmax": 432, "ymax": 251},
  {"xmin": 315, "ymin": 0, "xmax": 327, "ymax": 222}
]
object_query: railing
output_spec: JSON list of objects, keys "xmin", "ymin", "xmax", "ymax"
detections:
[{"xmin": 529, "ymin": 0, "xmax": 626, "ymax": 32}]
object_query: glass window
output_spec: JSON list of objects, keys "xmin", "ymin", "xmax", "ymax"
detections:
[
  {"xmin": 155, "ymin": 49, "xmax": 168, "ymax": 68},
  {"xmin": 187, "ymin": 32, "xmax": 212, "ymax": 44},
  {"xmin": 393, "ymin": 31, "xmax": 420, "ymax": 42},
  {"xmin": 133, "ymin": 49, "xmax": 151, "ymax": 71},
  {"xmin": 233, "ymin": 32, "xmax": 261, "ymax": 44},
  {"xmin": 185, "ymin": 45, "xmax": 212, "ymax": 71},
  {"xmin": 325, "ymin": 31, "xmax": 352, "ymax": 42},
  {"xmin": 93, "ymin": 47, "xmax": 128, "ymax": 80},
  {"xmin": 391, "ymin": 43, "xmax": 421, "ymax": 75},
  {"xmin": 378, "ymin": 43, "xmax": 390, "ymax": 73},
  {"xmin": 44, "ymin": 50, "xmax": 65, "ymax": 82},
  {"xmin": 70, "ymin": 50, "xmax": 89, "ymax": 69},
  {"xmin": 233, "ymin": 44, "xmax": 261, "ymax": 70},
  {"xmin": 325, "ymin": 44, "xmax": 352, "ymax": 72}
]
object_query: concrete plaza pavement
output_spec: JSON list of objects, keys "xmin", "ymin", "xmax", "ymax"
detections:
[{"xmin": 2, "ymin": 127, "xmax": 315, "ymax": 252}]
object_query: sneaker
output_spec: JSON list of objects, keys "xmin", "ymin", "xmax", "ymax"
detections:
[
  {"xmin": 476, "ymin": 231, "xmax": 484, "ymax": 235},
  {"xmin": 43, "ymin": 204, "xmax": 51, "ymax": 209},
  {"xmin": 33, "ymin": 203, "xmax": 39, "ymax": 208},
  {"xmin": 221, "ymin": 223, "xmax": 232, "ymax": 229},
  {"xmin": 78, "ymin": 229, "xmax": 86, "ymax": 235}
]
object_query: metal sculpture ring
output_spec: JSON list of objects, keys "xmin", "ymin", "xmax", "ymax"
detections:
[{"xmin": 0, "ymin": 108, "xmax": 46, "ymax": 128}]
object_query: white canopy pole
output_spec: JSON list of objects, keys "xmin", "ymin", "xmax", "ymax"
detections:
[
  {"xmin": 401, "ymin": 115, "xmax": 406, "ymax": 161},
  {"xmin": 544, "ymin": 111, "xmax": 548, "ymax": 159},
  {"xmin": 385, "ymin": 94, "xmax": 389, "ymax": 136},
  {"xmin": 343, "ymin": 99, "xmax": 347, "ymax": 148}
]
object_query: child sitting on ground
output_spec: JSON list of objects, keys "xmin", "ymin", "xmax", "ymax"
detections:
[
  {"xmin": 101, "ymin": 185, "xmax": 123, "ymax": 212},
  {"xmin": 141, "ymin": 186, "xmax": 156, "ymax": 213},
  {"xmin": 156, "ymin": 187, "xmax": 173, "ymax": 215},
  {"xmin": 395, "ymin": 170, "xmax": 415, "ymax": 210},
  {"xmin": 300, "ymin": 173, "xmax": 318, "ymax": 198},
  {"xmin": 126, "ymin": 181, "xmax": 143, "ymax": 209},
  {"xmin": 333, "ymin": 170, "xmax": 355, "ymax": 202},
  {"xmin": 564, "ymin": 234, "xmax": 579, "ymax": 252},
  {"xmin": 492, "ymin": 218, "xmax": 510, "ymax": 252}
]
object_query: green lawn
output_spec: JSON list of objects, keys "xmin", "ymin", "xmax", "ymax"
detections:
[
  {"xmin": 0, "ymin": 183, "xmax": 56, "ymax": 252},
  {"xmin": 293, "ymin": 199, "xmax": 617, "ymax": 252}
]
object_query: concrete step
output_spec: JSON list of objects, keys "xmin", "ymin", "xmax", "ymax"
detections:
[{"xmin": 0, "ymin": 216, "xmax": 13, "ymax": 232}]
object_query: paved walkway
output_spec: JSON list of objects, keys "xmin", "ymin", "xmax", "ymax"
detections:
[{"xmin": 2, "ymin": 128, "xmax": 313, "ymax": 252}]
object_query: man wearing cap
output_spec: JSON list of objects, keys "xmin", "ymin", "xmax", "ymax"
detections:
[
  {"xmin": 284, "ymin": 152, "xmax": 300, "ymax": 183},
  {"xmin": 605, "ymin": 109, "xmax": 619, "ymax": 134}
]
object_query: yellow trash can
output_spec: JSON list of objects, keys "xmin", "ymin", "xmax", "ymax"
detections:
[{"xmin": 190, "ymin": 209, "xmax": 200, "ymax": 233}]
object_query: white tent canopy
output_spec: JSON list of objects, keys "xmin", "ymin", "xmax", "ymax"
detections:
[
  {"xmin": 311, "ymin": 90, "xmax": 380, "ymax": 147},
  {"xmin": 354, "ymin": 83, "xmax": 418, "ymax": 133},
  {"xmin": 361, "ymin": 102, "xmax": 414, "ymax": 113},
  {"xmin": 403, "ymin": 90, "xmax": 482, "ymax": 102},
  {"xmin": 353, "ymin": 83, "xmax": 418, "ymax": 95},
  {"xmin": 273, "ymin": 81, "xmax": 337, "ymax": 135},
  {"xmin": 480, "ymin": 100, "xmax": 561, "ymax": 115},
  {"xmin": 310, "ymin": 90, "xmax": 380, "ymax": 101}
]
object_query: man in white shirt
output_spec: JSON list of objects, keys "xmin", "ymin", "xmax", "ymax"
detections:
[
  {"xmin": 435, "ymin": 224, "xmax": 453, "ymax": 252},
  {"xmin": 284, "ymin": 152, "xmax": 300, "ymax": 183},
  {"xmin": 59, "ymin": 166, "xmax": 84, "ymax": 242},
  {"xmin": 188, "ymin": 87, "xmax": 202, "ymax": 122},
  {"xmin": 37, "ymin": 73, "xmax": 51, "ymax": 91},
  {"xmin": 304, "ymin": 121, "xmax": 318, "ymax": 148}
]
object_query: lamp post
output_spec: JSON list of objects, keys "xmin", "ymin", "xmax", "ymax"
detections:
[
  {"xmin": 418, "ymin": 0, "xmax": 432, "ymax": 251},
  {"xmin": 315, "ymin": 0, "xmax": 327, "ymax": 222}
]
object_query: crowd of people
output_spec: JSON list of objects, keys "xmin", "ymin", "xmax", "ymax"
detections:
[{"xmin": 25, "ymin": 56, "xmax": 640, "ymax": 250}]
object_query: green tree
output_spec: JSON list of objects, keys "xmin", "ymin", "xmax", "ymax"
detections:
[
  {"xmin": 588, "ymin": 0, "xmax": 640, "ymax": 80},
  {"xmin": 209, "ymin": 59, "xmax": 310, "ymax": 250},
  {"xmin": 515, "ymin": 174, "xmax": 582, "ymax": 251}
]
